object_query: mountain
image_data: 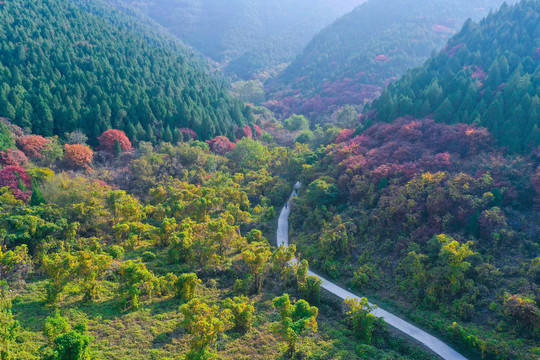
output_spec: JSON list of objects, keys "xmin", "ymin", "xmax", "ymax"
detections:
[
  {"xmin": 123, "ymin": 0, "xmax": 365, "ymax": 79},
  {"xmin": 369, "ymin": 0, "xmax": 540, "ymax": 153},
  {"xmin": 0, "ymin": 0, "xmax": 252, "ymax": 143},
  {"xmin": 267, "ymin": 0, "xmax": 520, "ymax": 118}
]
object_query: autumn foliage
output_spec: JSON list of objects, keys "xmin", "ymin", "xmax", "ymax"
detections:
[
  {"xmin": 0, "ymin": 165, "xmax": 32, "ymax": 201},
  {"xmin": 0, "ymin": 148, "xmax": 28, "ymax": 166},
  {"xmin": 253, "ymin": 124, "xmax": 263, "ymax": 138},
  {"xmin": 180, "ymin": 128, "xmax": 197, "ymax": 141},
  {"xmin": 98, "ymin": 129, "xmax": 133, "ymax": 154},
  {"xmin": 332, "ymin": 118, "xmax": 492, "ymax": 184},
  {"xmin": 236, "ymin": 125, "xmax": 253, "ymax": 139},
  {"xmin": 207, "ymin": 136, "xmax": 236, "ymax": 155},
  {"xmin": 64, "ymin": 144, "xmax": 94, "ymax": 169},
  {"xmin": 17, "ymin": 135, "xmax": 50, "ymax": 159}
]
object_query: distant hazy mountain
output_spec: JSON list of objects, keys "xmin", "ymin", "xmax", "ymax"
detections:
[
  {"xmin": 369, "ymin": 0, "xmax": 540, "ymax": 153},
  {"xmin": 267, "ymin": 0, "xmax": 520, "ymax": 118},
  {"xmin": 123, "ymin": 0, "xmax": 365, "ymax": 78},
  {"xmin": 0, "ymin": 0, "xmax": 252, "ymax": 143}
]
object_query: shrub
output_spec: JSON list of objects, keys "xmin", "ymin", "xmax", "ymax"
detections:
[
  {"xmin": 141, "ymin": 251, "xmax": 156, "ymax": 262},
  {"xmin": 283, "ymin": 114, "xmax": 309, "ymax": 131},
  {"xmin": 223, "ymin": 296, "xmax": 254, "ymax": 332},
  {"xmin": 106, "ymin": 245, "xmax": 125, "ymax": 260}
]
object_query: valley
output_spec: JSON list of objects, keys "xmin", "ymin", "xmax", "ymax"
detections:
[{"xmin": 0, "ymin": 0, "xmax": 538, "ymax": 360}]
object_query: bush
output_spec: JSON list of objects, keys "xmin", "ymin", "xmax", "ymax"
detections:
[
  {"xmin": 294, "ymin": 130, "xmax": 314, "ymax": 144},
  {"xmin": 283, "ymin": 114, "xmax": 309, "ymax": 131},
  {"xmin": 141, "ymin": 251, "xmax": 156, "ymax": 262},
  {"xmin": 106, "ymin": 245, "xmax": 125, "ymax": 260}
]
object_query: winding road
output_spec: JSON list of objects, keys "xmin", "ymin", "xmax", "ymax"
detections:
[{"xmin": 277, "ymin": 183, "xmax": 468, "ymax": 360}]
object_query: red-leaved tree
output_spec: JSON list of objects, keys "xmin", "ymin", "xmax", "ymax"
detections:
[
  {"xmin": 253, "ymin": 124, "xmax": 263, "ymax": 138},
  {"xmin": 64, "ymin": 144, "xmax": 94, "ymax": 170},
  {"xmin": 335, "ymin": 129, "xmax": 355, "ymax": 144},
  {"xmin": 207, "ymin": 136, "xmax": 236, "ymax": 155},
  {"xmin": 98, "ymin": 129, "xmax": 133, "ymax": 155},
  {"xmin": 180, "ymin": 128, "xmax": 197, "ymax": 141},
  {"xmin": 0, "ymin": 148, "xmax": 28, "ymax": 166},
  {"xmin": 17, "ymin": 135, "xmax": 50, "ymax": 159},
  {"xmin": 236, "ymin": 125, "xmax": 253, "ymax": 139},
  {"xmin": 0, "ymin": 165, "xmax": 32, "ymax": 201}
]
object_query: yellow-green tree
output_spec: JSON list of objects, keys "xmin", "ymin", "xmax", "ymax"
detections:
[
  {"xmin": 428, "ymin": 234, "xmax": 474, "ymax": 301},
  {"xmin": 0, "ymin": 281, "xmax": 19, "ymax": 360},
  {"xmin": 118, "ymin": 261, "xmax": 158, "ymax": 310},
  {"xmin": 42, "ymin": 251, "xmax": 77, "ymax": 305},
  {"xmin": 106, "ymin": 190, "xmax": 143, "ymax": 227},
  {"xmin": 272, "ymin": 244, "xmax": 296, "ymax": 282},
  {"xmin": 74, "ymin": 250, "xmax": 112, "ymax": 302},
  {"xmin": 241, "ymin": 241, "xmax": 272, "ymax": 294},
  {"xmin": 207, "ymin": 213, "xmax": 240, "ymax": 260},
  {"xmin": 179, "ymin": 299, "xmax": 232, "ymax": 360},
  {"xmin": 43, "ymin": 312, "xmax": 70, "ymax": 345},
  {"xmin": 270, "ymin": 294, "xmax": 318, "ymax": 358},
  {"xmin": 344, "ymin": 297, "xmax": 381, "ymax": 344},
  {"xmin": 0, "ymin": 244, "xmax": 31, "ymax": 282},
  {"xmin": 397, "ymin": 251, "xmax": 427, "ymax": 300},
  {"xmin": 155, "ymin": 217, "xmax": 179, "ymax": 247},
  {"xmin": 41, "ymin": 313, "xmax": 93, "ymax": 360},
  {"xmin": 222, "ymin": 296, "xmax": 254, "ymax": 333},
  {"xmin": 176, "ymin": 273, "xmax": 201, "ymax": 302}
]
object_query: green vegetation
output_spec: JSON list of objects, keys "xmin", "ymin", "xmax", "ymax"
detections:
[
  {"xmin": 370, "ymin": 0, "xmax": 540, "ymax": 153},
  {"xmin": 0, "ymin": 0, "xmax": 252, "ymax": 143}
]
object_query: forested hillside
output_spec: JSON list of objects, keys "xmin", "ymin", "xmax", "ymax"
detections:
[
  {"xmin": 0, "ymin": 0, "xmax": 252, "ymax": 144},
  {"xmin": 267, "ymin": 0, "xmax": 518, "ymax": 118},
  {"xmin": 289, "ymin": 117, "xmax": 540, "ymax": 360},
  {"xmin": 124, "ymin": 0, "xmax": 365, "ymax": 79},
  {"xmin": 369, "ymin": 0, "xmax": 540, "ymax": 153}
]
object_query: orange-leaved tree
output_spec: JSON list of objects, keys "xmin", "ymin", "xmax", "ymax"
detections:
[
  {"xmin": 98, "ymin": 129, "xmax": 133, "ymax": 155},
  {"xmin": 64, "ymin": 144, "xmax": 93, "ymax": 170}
]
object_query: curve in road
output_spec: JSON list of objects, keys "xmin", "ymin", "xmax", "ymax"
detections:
[{"xmin": 277, "ymin": 183, "xmax": 468, "ymax": 360}]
